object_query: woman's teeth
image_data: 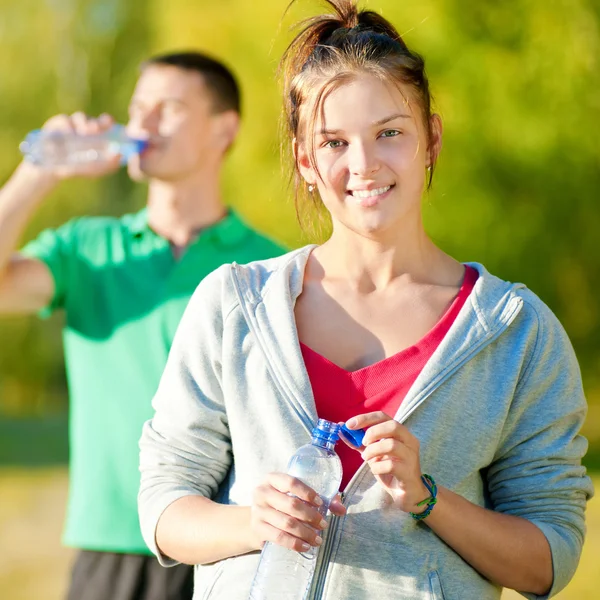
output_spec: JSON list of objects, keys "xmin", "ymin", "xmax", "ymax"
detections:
[{"xmin": 351, "ymin": 185, "xmax": 391, "ymax": 198}]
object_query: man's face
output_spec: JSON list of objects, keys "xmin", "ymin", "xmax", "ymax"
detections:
[{"xmin": 126, "ymin": 64, "xmax": 236, "ymax": 181}]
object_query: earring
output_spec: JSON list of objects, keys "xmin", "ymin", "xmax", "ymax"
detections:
[
  {"xmin": 426, "ymin": 166, "xmax": 432, "ymax": 173},
  {"xmin": 308, "ymin": 184, "xmax": 314, "ymax": 193}
]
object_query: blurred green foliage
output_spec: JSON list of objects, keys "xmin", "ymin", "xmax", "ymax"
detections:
[{"xmin": 0, "ymin": 1, "xmax": 598, "ymax": 441}]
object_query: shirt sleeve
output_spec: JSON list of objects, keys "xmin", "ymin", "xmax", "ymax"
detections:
[
  {"xmin": 20, "ymin": 220, "xmax": 79, "ymax": 317},
  {"xmin": 485, "ymin": 299, "xmax": 594, "ymax": 599},
  {"xmin": 138, "ymin": 264, "xmax": 236, "ymax": 566}
]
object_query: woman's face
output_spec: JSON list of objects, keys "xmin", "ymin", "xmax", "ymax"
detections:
[{"xmin": 297, "ymin": 72, "xmax": 441, "ymax": 238}]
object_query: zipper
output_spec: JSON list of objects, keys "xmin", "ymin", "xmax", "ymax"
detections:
[
  {"xmin": 309, "ymin": 492, "xmax": 345, "ymax": 600},
  {"xmin": 229, "ymin": 263, "xmax": 315, "ymax": 434},
  {"xmin": 308, "ymin": 296, "xmax": 524, "ymax": 599}
]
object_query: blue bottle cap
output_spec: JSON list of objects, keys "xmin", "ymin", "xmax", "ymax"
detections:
[
  {"xmin": 340, "ymin": 424, "xmax": 366, "ymax": 447},
  {"xmin": 119, "ymin": 138, "xmax": 148, "ymax": 163},
  {"xmin": 131, "ymin": 138, "xmax": 149, "ymax": 154},
  {"xmin": 312, "ymin": 419, "xmax": 341, "ymax": 444}
]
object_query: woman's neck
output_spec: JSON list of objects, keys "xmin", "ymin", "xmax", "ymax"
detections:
[{"xmin": 313, "ymin": 221, "xmax": 462, "ymax": 292}]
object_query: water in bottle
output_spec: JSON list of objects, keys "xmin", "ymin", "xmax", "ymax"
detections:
[
  {"xmin": 248, "ymin": 419, "xmax": 343, "ymax": 600},
  {"xmin": 19, "ymin": 124, "xmax": 147, "ymax": 167}
]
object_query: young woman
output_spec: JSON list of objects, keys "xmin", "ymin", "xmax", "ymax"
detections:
[{"xmin": 138, "ymin": 2, "xmax": 592, "ymax": 598}]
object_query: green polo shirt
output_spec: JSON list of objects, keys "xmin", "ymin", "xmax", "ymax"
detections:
[{"xmin": 21, "ymin": 208, "xmax": 285, "ymax": 553}]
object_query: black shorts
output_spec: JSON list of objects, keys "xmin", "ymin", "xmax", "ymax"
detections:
[{"xmin": 66, "ymin": 550, "xmax": 194, "ymax": 600}]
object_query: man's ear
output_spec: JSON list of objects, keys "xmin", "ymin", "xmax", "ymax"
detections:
[{"xmin": 217, "ymin": 110, "xmax": 240, "ymax": 153}]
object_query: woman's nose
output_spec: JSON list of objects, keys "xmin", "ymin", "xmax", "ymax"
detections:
[{"xmin": 348, "ymin": 141, "xmax": 380, "ymax": 176}]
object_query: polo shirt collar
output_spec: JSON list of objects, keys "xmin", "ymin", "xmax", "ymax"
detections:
[
  {"xmin": 206, "ymin": 209, "xmax": 250, "ymax": 247},
  {"xmin": 128, "ymin": 208, "xmax": 150, "ymax": 237},
  {"xmin": 128, "ymin": 207, "xmax": 250, "ymax": 247}
]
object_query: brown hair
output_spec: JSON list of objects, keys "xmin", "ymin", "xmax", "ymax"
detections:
[
  {"xmin": 280, "ymin": 0, "xmax": 435, "ymax": 227},
  {"xmin": 143, "ymin": 51, "xmax": 241, "ymax": 115}
]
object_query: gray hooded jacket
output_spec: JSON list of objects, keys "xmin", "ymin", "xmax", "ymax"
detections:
[{"xmin": 139, "ymin": 246, "xmax": 593, "ymax": 600}]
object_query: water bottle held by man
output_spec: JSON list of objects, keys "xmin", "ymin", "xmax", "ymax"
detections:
[
  {"xmin": 248, "ymin": 419, "xmax": 343, "ymax": 600},
  {"xmin": 20, "ymin": 123, "xmax": 147, "ymax": 167}
]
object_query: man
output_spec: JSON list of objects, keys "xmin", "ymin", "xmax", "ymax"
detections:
[{"xmin": 0, "ymin": 52, "xmax": 285, "ymax": 600}]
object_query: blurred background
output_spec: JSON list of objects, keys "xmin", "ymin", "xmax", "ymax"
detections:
[{"xmin": 0, "ymin": 0, "xmax": 598, "ymax": 598}]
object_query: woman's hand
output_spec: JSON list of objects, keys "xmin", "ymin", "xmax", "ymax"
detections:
[
  {"xmin": 250, "ymin": 473, "xmax": 346, "ymax": 553},
  {"xmin": 344, "ymin": 412, "xmax": 430, "ymax": 513}
]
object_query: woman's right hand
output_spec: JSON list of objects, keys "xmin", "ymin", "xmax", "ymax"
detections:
[{"xmin": 250, "ymin": 473, "xmax": 346, "ymax": 553}]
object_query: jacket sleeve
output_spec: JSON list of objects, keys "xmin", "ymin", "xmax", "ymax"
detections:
[
  {"xmin": 138, "ymin": 264, "xmax": 235, "ymax": 566},
  {"xmin": 485, "ymin": 298, "xmax": 594, "ymax": 599}
]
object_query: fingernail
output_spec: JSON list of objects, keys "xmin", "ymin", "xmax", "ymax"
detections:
[
  {"xmin": 301, "ymin": 542, "xmax": 310, "ymax": 551},
  {"xmin": 315, "ymin": 536, "xmax": 323, "ymax": 546},
  {"xmin": 314, "ymin": 496, "xmax": 323, "ymax": 506},
  {"xmin": 347, "ymin": 417, "xmax": 357, "ymax": 428},
  {"xmin": 319, "ymin": 519, "xmax": 328, "ymax": 529}
]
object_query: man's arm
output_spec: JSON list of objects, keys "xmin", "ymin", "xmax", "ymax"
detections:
[
  {"xmin": 0, "ymin": 162, "xmax": 59, "ymax": 314},
  {"xmin": 0, "ymin": 113, "xmax": 120, "ymax": 315}
]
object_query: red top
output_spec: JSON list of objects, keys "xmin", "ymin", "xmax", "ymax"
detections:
[{"xmin": 301, "ymin": 265, "xmax": 478, "ymax": 489}]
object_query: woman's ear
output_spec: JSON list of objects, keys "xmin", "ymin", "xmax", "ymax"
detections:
[
  {"xmin": 427, "ymin": 114, "xmax": 443, "ymax": 168},
  {"xmin": 293, "ymin": 137, "xmax": 316, "ymax": 185}
]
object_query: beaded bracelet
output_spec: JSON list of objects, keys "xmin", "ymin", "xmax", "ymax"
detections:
[{"xmin": 409, "ymin": 474, "xmax": 438, "ymax": 521}]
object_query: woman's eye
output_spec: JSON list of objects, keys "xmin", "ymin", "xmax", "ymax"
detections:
[
  {"xmin": 380, "ymin": 129, "xmax": 401, "ymax": 138},
  {"xmin": 324, "ymin": 139, "xmax": 344, "ymax": 149}
]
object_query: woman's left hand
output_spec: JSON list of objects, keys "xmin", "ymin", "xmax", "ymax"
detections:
[{"xmin": 344, "ymin": 412, "xmax": 430, "ymax": 514}]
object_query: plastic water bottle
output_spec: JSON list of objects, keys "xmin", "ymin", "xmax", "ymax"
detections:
[
  {"xmin": 19, "ymin": 124, "xmax": 147, "ymax": 166},
  {"xmin": 248, "ymin": 419, "xmax": 343, "ymax": 600}
]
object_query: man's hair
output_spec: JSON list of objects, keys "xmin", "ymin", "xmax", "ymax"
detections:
[{"xmin": 142, "ymin": 51, "xmax": 241, "ymax": 115}]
